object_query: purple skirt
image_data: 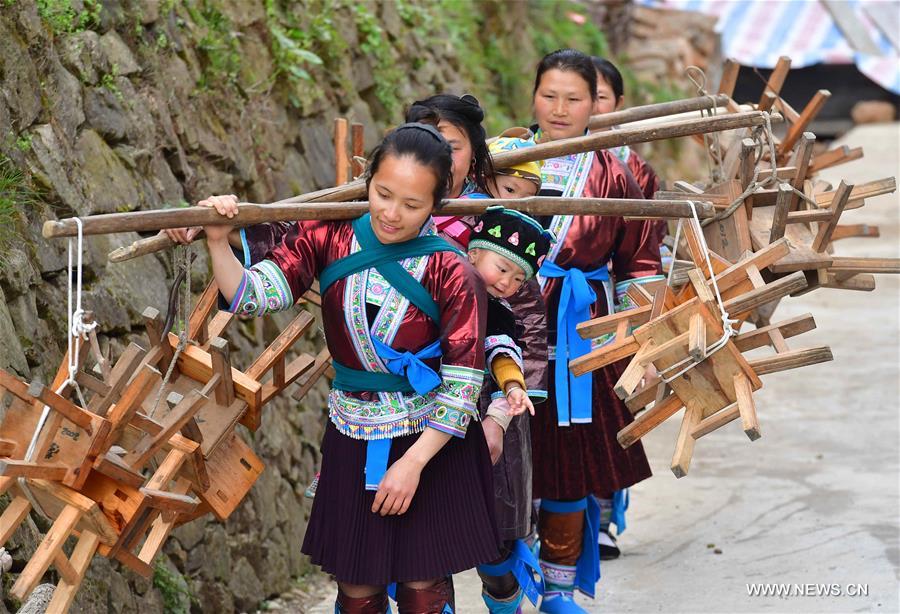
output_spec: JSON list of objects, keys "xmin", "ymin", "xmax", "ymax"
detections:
[{"xmin": 301, "ymin": 420, "xmax": 501, "ymax": 584}]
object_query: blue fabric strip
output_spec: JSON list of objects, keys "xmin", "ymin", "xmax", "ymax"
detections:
[
  {"xmin": 477, "ymin": 540, "xmax": 545, "ymax": 606},
  {"xmin": 364, "ymin": 438, "xmax": 392, "ymax": 491},
  {"xmin": 538, "ymin": 261, "xmax": 609, "ymax": 426},
  {"xmin": 576, "ymin": 496, "xmax": 601, "ymax": 598},
  {"xmin": 239, "ymin": 228, "xmax": 251, "ymax": 268},
  {"xmin": 611, "ymin": 489, "xmax": 629, "ymax": 535}
]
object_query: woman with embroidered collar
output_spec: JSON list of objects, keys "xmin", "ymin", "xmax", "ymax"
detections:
[
  {"xmin": 193, "ymin": 124, "xmax": 499, "ymax": 613},
  {"xmin": 527, "ymin": 48, "xmax": 663, "ymax": 613}
]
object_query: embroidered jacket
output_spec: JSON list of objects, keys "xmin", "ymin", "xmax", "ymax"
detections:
[
  {"xmin": 229, "ymin": 219, "xmax": 487, "ymax": 440},
  {"xmin": 538, "ymin": 148, "xmax": 663, "ymax": 356}
]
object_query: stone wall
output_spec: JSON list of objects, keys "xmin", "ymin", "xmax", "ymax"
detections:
[
  {"xmin": 0, "ymin": 2, "xmax": 683, "ymax": 611},
  {"xmin": 0, "ymin": 1, "xmax": 488, "ymax": 612}
]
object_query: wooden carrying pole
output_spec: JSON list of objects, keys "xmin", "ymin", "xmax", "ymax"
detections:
[
  {"xmin": 588, "ymin": 95, "xmax": 733, "ymax": 130},
  {"xmin": 45, "ymin": 198, "xmax": 717, "ymax": 239},
  {"xmin": 105, "ymin": 110, "xmax": 773, "ymax": 261}
]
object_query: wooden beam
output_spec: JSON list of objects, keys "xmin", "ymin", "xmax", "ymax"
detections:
[
  {"xmin": 734, "ymin": 313, "xmax": 817, "ymax": 352},
  {"xmin": 11, "ymin": 504, "xmax": 82, "ymax": 600},
  {"xmin": 821, "ymin": 273, "xmax": 877, "ymax": 292},
  {"xmin": 171, "ymin": 333, "xmax": 261, "ymax": 411},
  {"xmin": 830, "ymin": 224, "xmax": 879, "ymax": 241},
  {"xmin": 734, "ymin": 372, "xmax": 760, "ymax": 440},
  {"xmin": 569, "ymin": 337, "xmax": 641, "ymax": 376},
  {"xmin": 789, "ymin": 132, "xmax": 816, "ymax": 210},
  {"xmin": 0, "ymin": 459, "xmax": 68, "ymax": 480},
  {"xmin": 351, "ymin": 122, "xmax": 366, "ymax": 177},
  {"xmin": 334, "ymin": 117, "xmax": 349, "ymax": 185},
  {"xmin": 759, "ymin": 56, "xmax": 791, "ymax": 106},
  {"xmin": 45, "ymin": 531, "xmax": 101, "ymax": 614},
  {"xmin": 208, "ymin": 337, "xmax": 235, "ymax": 407},
  {"xmin": 748, "ymin": 346, "xmax": 833, "ymax": 376},
  {"xmin": 125, "ymin": 389, "xmax": 209, "ymax": 469},
  {"xmin": 617, "ymin": 392, "xmax": 683, "ymax": 448},
  {"xmin": 690, "ymin": 403, "xmax": 740, "ymax": 439},
  {"xmin": 246, "ymin": 311, "xmax": 316, "ymax": 380},
  {"xmin": 812, "ymin": 180, "xmax": 852, "ymax": 252},
  {"xmin": 672, "ymin": 406, "xmax": 702, "ymax": 478},
  {"xmin": 615, "ymin": 341, "xmax": 657, "ymax": 399},
  {"xmin": 187, "ymin": 280, "xmax": 220, "ymax": 345},
  {"xmin": 781, "ymin": 90, "xmax": 831, "ymax": 154},
  {"xmin": 717, "ymin": 59, "xmax": 740, "ymax": 97},
  {"xmin": 723, "ymin": 271, "xmax": 808, "ymax": 315},
  {"xmin": 638, "ymin": 332, "xmax": 690, "ymax": 367},
  {"xmin": 576, "ymin": 304, "xmax": 651, "ymax": 339},
  {"xmin": 688, "ymin": 312, "xmax": 706, "ymax": 361},
  {"xmin": 0, "ymin": 496, "xmax": 31, "ymax": 544},
  {"xmin": 809, "ymin": 146, "xmax": 863, "ymax": 173},
  {"xmin": 827, "ymin": 257, "xmax": 900, "ymax": 274},
  {"xmin": 769, "ymin": 183, "xmax": 794, "ymax": 243},
  {"xmin": 143, "ymin": 307, "xmax": 174, "ymax": 376},
  {"xmin": 103, "ymin": 364, "xmax": 161, "ymax": 451}
]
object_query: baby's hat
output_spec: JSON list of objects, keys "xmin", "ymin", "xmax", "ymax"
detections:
[
  {"xmin": 488, "ymin": 127, "xmax": 542, "ymax": 186},
  {"xmin": 469, "ymin": 206, "xmax": 555, "ymax": 279}
]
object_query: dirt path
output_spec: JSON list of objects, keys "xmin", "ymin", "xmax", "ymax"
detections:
[{"xmin": 305, "ymin": 123, "xmax": 900, "ymax": 613}]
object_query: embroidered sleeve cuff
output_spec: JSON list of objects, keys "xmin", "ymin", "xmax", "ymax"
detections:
[
  {"xmin": 427, "ymin": 364, "xmax": 482, "ymax": 438},
  {"xmin": 228, "ymin": 259, "xmax": 295, "ymax": 317},
  {"xmin": 485, "ymin": 334, "xmax": 524, "ymax": 374}
]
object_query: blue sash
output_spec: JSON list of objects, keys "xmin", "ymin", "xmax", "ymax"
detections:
[
  {"xmin": 322, "ymin": 215, "xmax": 457, "ymax": 490},
  {"xmin": 538, "ymin": 261, "xmax": 610, "ymax": 426}
]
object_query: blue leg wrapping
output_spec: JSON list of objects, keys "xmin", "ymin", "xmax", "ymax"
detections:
[{"xmin": 477, "ymin": 539, "xmax": 545, "ymax": 606}]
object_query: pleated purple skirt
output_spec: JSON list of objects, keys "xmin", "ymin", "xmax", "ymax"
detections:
[{"xmin": 301, "ymin": 420, "xmax": 501, "ymax": 584}]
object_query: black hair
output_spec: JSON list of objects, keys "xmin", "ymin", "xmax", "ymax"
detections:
[
  {"xmin": 591, "ymin": 56, "xmax": 624, "ymax": 100},
  {"xmin": 404, "ymin": 94, "xmax": 494, "ymax": 196},
  {"xmin": 365, "ymin": 122, "xmax": 453, "ymax": 210},
  {"xmin": 533, "ymin": 48, "xmax": 598, "ymax": 102}
]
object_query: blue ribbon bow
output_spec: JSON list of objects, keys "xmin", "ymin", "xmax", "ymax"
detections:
[
  {"xmin": 372, "ymin": 337, "xmax": 442, "ymax": 396},
  {"xmin": 538, "ymin": 260, "xmax": 610, "ymax": 425},
  {"xmin": 363, "ymin": 338, "xmax": 443, "ymax": 491}
]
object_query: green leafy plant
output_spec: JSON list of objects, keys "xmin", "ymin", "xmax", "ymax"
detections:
[
  {"xmin": 184, "ymin": 2, "xmax": 242, "ymax": 91},
  {"xmin": 100, "ymin": 64, "xmax": 124, "ymax": 102},
  {"xmin": 0, "ymin": 155, "xmax": 32, "ymax": 265},
  {"xmin": 152, "ymin": 560, "xmax": 194, "ymax": 614},
  {"xmin": 353, "ymin": 2, "xmax": 402, "ymax": 115},
  {"xmin": 36, "ymin": 0, "xmax": 102, "ymax": 35}
]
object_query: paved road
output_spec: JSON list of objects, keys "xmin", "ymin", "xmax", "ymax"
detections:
[{"xmin": 307, "ymin": 123, "xmax": 899, "ymax": 613}]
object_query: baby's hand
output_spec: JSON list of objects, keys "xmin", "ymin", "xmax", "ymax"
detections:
[{"xmin": 505, "ymin": 387, "xmax": 535, "ymax": 416}]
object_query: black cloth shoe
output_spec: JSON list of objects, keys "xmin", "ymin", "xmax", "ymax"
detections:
[{"xmin": 598, "ymin": 529, "xmax": 621, "ymax": 560}]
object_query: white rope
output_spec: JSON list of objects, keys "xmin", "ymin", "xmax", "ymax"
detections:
[
  {"xmin": 18, "ymin": 217, "xmax": 97, "ymax": 518},
  {"xmin": 660, "ymin": 201, "xmax": 739, "ymax": 383}
]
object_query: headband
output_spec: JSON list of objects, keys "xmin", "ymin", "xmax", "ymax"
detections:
[{"xmin": 395, "ymin": 121, "xmax": 446, "ymax": 144}]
